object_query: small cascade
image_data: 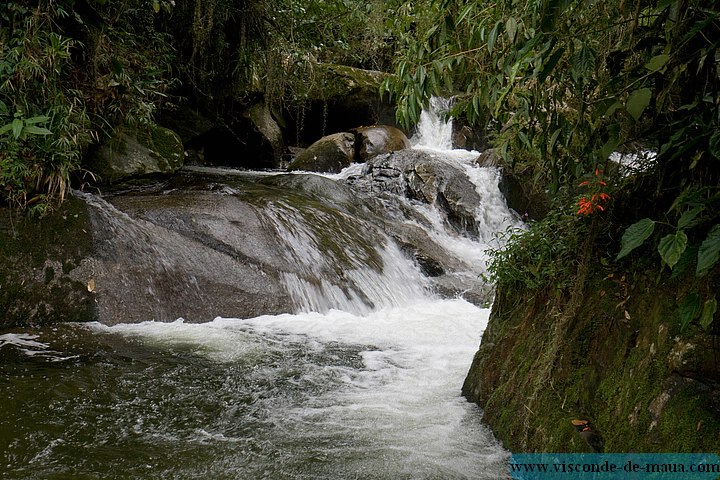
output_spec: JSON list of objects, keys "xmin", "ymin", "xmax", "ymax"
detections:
[
  {"xmin": 260, "ymin": 198, "xmax": 429, "ymax": 314},
  {"xmin": 409, "ymin": 97, "xmax": 523, "ymax": 275},
  {"xmin": 411, "ymin": 96, "xmax": 455, "ymax": 151}
]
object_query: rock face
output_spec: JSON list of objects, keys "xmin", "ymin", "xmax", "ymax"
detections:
[
  {"xmin": 81, "ymin": 186, "xmax": 293, "ymax": 324},
  {"xmin": 462, "ymin": 269, "xmax": 720, "ymax": 452},
  {"xmin": 238, "ymin": 101, "xmax": 284, "ymax": 168},
  {"xmin": 354, "ymin": 125, "xmax": 410, "ymax": 162},
  {"xmin": 288, "ymin": 132, "xmax": 355, "ymax": 173},
  {"xmin": 91, "ymin": 125, "xmax": 184, "ymax": 183},
  {"xmin": 347, "ymin": 150, "xmax": 484, "ymax": 238},
  {"xmin": 160, "ymin": 101, "xmax": 285, "ymax": 169},
  {"xmin": 0, "ymin": 198, "xmax": 96, "ymax": 328}
]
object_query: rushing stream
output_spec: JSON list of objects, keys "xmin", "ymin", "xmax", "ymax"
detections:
[{"xmin": 1, "ymin": 102, "xmax": 520, "ymax": 479}]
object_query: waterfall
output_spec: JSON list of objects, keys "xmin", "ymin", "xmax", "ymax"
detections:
[
  {"xmin": 411, "ymin": 96, "xmax": 455, "ymax": 151},
  {"xmin": 1, "ymin": 101, "xmax": 516, "ymax": 479},
  {"xmin": 261, "ymin": 198, "xmax": 430, "ymax": 314}
]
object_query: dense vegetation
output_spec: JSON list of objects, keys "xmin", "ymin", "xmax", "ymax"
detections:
[
  {"xmin": 378, "ymin": 0, "xmax": 719, "ymax": 451},
  {"xmin": 383, "ymin": 0, "xmax": 719, "ymax": 331},
  {"xmin": 0, "ymin": 0, "xmax": 400, "ymax": 213}
]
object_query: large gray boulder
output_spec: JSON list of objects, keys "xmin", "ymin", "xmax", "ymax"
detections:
[
  {"xmin": 91, "ymin": 125, "xmax": 184, "ymax": 184},
  {"xmin": 288, "ymin": 132, "xmax": 355, "ymax": 173},
  {"xmin": 346, "ymin": 150, "xmax": 484, "ymax": 238},
  {"xmin": 354, "ymin": 125, "xmax": 410, "ymax": 162}
]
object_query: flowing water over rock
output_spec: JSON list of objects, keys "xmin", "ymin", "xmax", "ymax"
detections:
[{"xmin": 1, "ymin": 101, "xmax": 522, "ymax": 479}]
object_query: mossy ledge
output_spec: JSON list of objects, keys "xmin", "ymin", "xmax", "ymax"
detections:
[
  {"xmin": 463, "ymin": 264, "xmax": 720, "ymax": 452},
  {"xmin": 0, "ymin": 196, "xmax": 97, "ymax": 328}
]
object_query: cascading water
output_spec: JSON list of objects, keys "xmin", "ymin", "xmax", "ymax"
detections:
[
  {"xmin": 412, "ymin": 96, "xmax": 455, "ymax": 151},
  {"xmin": 0, "ymin": 100, "xmax": 521, "ymax": 479}
]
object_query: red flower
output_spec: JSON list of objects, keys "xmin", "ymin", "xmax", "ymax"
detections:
[{"xmin": 576, "ymin": 168, "xmax": 611, "ymax": 216}]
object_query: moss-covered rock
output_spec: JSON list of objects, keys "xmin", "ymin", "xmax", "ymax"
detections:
[
  {"xmin": 0, "ymin": 197, "xmax": 96, "ymax": 328},
  {"xmin": 462, "ymin": 265, "xmax": 720, "ymax": 452},
  {"xmin": 90, "ymin": 124, "xmax": 184, "ymax": 184},
  {"xmin": 308, "ymin": 64, "xmax": 389, "ymax": 100},
  {"xmin": 288, "ymin": 132, "xmax": 355, "ymax": 173}
]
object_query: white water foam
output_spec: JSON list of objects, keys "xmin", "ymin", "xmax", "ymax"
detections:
[
  {"xmin": 87, "ymin": 297, "xmax": 507, "ymax": 477},
  {"xmin": 0, "ymin": 333, "xmax": 79, "ymax": 361},
  {"xmin": 262, "ymin": 199, "xmax": 431, "ymax": 314},
  {"xmin": 412, "ymin": 96, "xmax": 456, "ymax": 151}
]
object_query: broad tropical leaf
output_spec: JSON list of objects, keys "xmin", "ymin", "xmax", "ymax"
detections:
[
  {"xmin": 677, "ymin": 205, "xmax": 704, "ymax": 229},
  {"xmin": 644, "ymin": 54, "xmax": 670, "ymax": 72},
  {"xmin": 626, "ymin": 88, "xmax": 652, "ymax": 121},
  {"xmin": 679, "ymin": 292, "xmax": 701, "ymax": 331},
  {"xmin": 696, "ymin": 224, "xmax": 720, "ymax": 276},
  {"xmin": 658, "ymin": 231, "xmax": 688, "ymax": 268},
  {"xmin": 616, "ymin": 218, "xmax": 655, "ymax": 260}
]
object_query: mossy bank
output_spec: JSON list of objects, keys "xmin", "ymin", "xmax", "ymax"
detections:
[
  {"xmin": 0, "ymin": 197, "xmax": 96, "ymax": 328},
  {"xmin": 463, "ymin": 262, "xmax": 720, "ymax": 452}
]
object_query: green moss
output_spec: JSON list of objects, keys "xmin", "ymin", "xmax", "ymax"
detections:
[
  {"xmin": 465, "ymin": 261, "xmax": 720, "ymax": 453},
  {"xmin": 0, "ymin": 196, "xmax": 96, "ymax": 327},
  {"xmin": 139, "ymin": 125, "xmax": 184, "ymax": 169},
  {"xmin": 305, "ymin": 64, "xmax": 389, "ymax": 100}
]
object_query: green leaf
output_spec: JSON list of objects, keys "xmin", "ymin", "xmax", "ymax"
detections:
[
  {"xmin": 679, "ymin": 292, "xmax": 702, "ymax": 331},
  {"xmin": 626, "ymin": 88, "xmax": 652, "ymax": 122},
  {"xmin": 152, "ymin": 0, "xmax": 160, "ymax": 13},
  {"xmin": 572, "ymin": 43, "xmax": 596, "ymax": 77},
  {"xmin": 417, "ymin": 65, "xmax": 427, "ymax": 86},
  {"xmin": 506, "ymin": 17, "xmax": 518, "ymax": 43},
  {"xmin": 22, "ymin": 125, "xmax": 52, "ymax": 136},
  {"xmin": 616, "ymin": 218, "xmax": 655, "ymax": 260},
  {"xmin": 457, "ymin": 2, "xmax": 475, "ymax": 25},
  {"xmin": 600, "ymin": 134, "xmax": 619, "ymax": 160},
  {"xmin": 670, "ymin": 245, "xmax": 698, "ymax": 279},
  {"xmin": 710, "ymin": 131, "xmax": 720, "ymax": 159},
  {"xmin": 0, "ymin": 122, "xmax": 12, "ymax": 136},
  {"xmin": 696, "ymin": 224, "xmax": 720, "ymax": 276},
  {"xmin": 487, "ymin": 21, "xmax": 500, "ymax": 54},
  {"xmin": 604, "ymin": 100, "xmax": 623, "ymax": 118},
  {"xmin": 699, "ymin": 297, "xmax": 717, "ymax": 331},
  {"xmin": 677, "ymin": 205, "xmax": 704, "ymax": 229},
  {"xmin": 644, "ymin": 54, "xmax": 670, "ymax": 72},
  {"xmin": 658, "ymin": 231, "xmax": 688, "ymax": 268},
  {"xmin": 547, "ymin": 128, "xmax": 562, "ymax": 154},
  {"xmin": 24, "ymin": 116, "xmax": 50, "ymax": 125},
  {"xmin": 11, "ymin": 118, "xmax": 23, "ymax": 139},
  {"xmin": 538, "ymin": 47, "xmax": 565, "ymax": 83}
]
